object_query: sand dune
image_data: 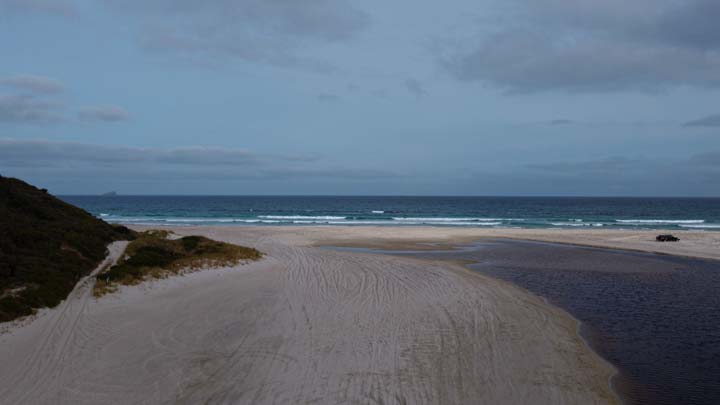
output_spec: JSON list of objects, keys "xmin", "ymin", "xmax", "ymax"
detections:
[{"xmin": 0, "ymin": 227, "xmax": 653, "ymax": 404}]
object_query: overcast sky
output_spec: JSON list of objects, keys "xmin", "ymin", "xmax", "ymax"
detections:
[{"xmin": 1, "ymin": 0, "xmax": 719, "ymax": 196}]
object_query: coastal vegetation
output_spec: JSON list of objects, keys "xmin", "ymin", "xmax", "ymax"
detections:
[
  {"xmin": 94, "ymin": 230, "xmax": 262, "ymax": 296},
  {"xmin": 0, "ymin": 176, "xmax": 135, "ymax": 323}
]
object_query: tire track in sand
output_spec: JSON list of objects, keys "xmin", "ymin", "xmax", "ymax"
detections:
[
  {"xmin": 0, "ymin": 227, "xmax": 617, "ymax": 404},
  {"xmin": 0, "ymin": 241, "xmax": 128, "ymax": 405}
]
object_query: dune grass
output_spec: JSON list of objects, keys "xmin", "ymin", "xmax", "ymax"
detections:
[{"xmin": 94, "ymin": 230, "xmax": 262, "ymax": 296}]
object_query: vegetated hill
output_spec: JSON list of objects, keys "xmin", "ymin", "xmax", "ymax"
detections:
[{"xmin": 0, "ymin": 176, "xmax": 135, "ymax": 322}]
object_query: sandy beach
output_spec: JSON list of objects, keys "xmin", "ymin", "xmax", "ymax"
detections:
[
  {"xmin": 6, "ymin": 0, "xmax": 720, "ymax": 401},
  {"xmin": 1, "ymin": 226, "xmax": 718, "ymax": 404}
]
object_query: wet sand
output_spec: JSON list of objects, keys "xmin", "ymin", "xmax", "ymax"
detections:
[
  {"xmin": 296, "ymin": 226, "xmax": 720, "ymax": 261},
  {"xmin": 4, "ymin": 226, "xmax": 714, "ymax": 404}
]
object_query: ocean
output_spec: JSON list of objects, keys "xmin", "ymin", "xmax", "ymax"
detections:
[
  {"xmin": 61, "ymin": 196, "xmax": 720, "ymax": 230},
  {"xmin": 60, "ymin": 196, "xmax": 720, "ymax": 230}
]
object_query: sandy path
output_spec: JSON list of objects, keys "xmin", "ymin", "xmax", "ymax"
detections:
[
  {"xmin": 0, "ymin": 241, "xmax": 128, "ymax": 404},
  {"xmin": 0, "ymin": 228, "xmax": 618, "ymax": 404}
]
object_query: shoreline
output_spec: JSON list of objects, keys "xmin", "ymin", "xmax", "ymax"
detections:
[
  {"xmin": 380, "ymin": 250, "xmax": 630, "ymax": 405},
  {"xmin": 322, "ymin": 242, "xmax": 628, "ymax": 405},
  {"xmin": 370, "ymin": 234, "xmax": 719, "ymax": 405},
  {"xmin": 449, "ymin": 259, "xmax": 625, "ymax": 405},
  {"xmin": 265, "ymin": 225, "xmax": 720, "ymax": 261},
  {"xmin": 6, "ymin": 225, "xmax": 715, "ymax": 403}
]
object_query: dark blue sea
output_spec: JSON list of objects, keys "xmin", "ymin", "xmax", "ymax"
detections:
[{"xmin": 61, "ymin": 196, "xmax": 720, "ymax": 230}]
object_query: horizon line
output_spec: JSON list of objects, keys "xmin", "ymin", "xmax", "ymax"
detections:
[{"xmin": 59, "ymin": 194, "xmax": 720, "ymax": 199}]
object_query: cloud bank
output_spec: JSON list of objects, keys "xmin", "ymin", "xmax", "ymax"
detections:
[
  {"xmin": 0, "ymin": 95, "xmax": 63, "ymax": 124},
  {"xmin": 0, "ymin": 139, "xmax": 397, "ymax": 182},
  {"xmin": 77, "ymin": 105, "xmax": 129, "ymax": 122},
  {"xmin": 444, "ymin": 0, "xmax": 720, "ymax": 93},
  {"xmin": 0, "ymin": 0, "xmax": 77, "ymax": 16},
  {"xmin": 684, "ymin": 114, "xmax": 720, "ymax": 128},
  {"xmin": 0, "ymin": 74, "xmax": 64, "ymax": 94},
  {"xmin": 0, "ymin": 74, "xmax": 128, "ymax": 125},
  {"xmin": 108, "ymin": 0, "xmax": 369, "ymax": 70},
  {"xmin": 405, "ymin": 79, "xmax": 427, "ymax": 98}
]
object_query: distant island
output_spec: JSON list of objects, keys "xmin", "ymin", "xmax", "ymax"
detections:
[{"xmin": 101, "ymin": 191, "xmax": 118, "ymax": 197}]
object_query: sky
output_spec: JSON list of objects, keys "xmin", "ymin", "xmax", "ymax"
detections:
[{"xmin": 1, "ymin": 0, "xmax": 719, "ymax": 196}]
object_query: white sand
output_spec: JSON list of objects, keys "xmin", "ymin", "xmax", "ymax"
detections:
[{"xmin": 5, "ymin": 226, "xmax": 708, "ymax": 404}]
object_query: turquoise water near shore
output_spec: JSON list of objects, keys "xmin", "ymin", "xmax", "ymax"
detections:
[{"xmin": 62, "ymin": 196, "xmax": 720, "ymax": 230}]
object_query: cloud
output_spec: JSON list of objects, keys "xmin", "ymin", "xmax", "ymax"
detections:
[
  {"xmin": 691, "ymin": 152, "xmax": 720, "ymax": 166},
  {"xmin": 527, "ymin": 153, "xmax": 720, "ymax": 175},
  {"xmin": 651, "ymin": 0, "xmax": 720, "ymax": 50},
  {"xmin": 0, "ymin": 0, "xmax": 77, "ymax": 16},
  {"xmin": 0, "ymin": 95, "xmax": 63, "ymax": 124},
  {"xmin": 3, "ymin": 1, "xmax": 369, "ymax": 70},
  {"xmin": 316, "ymin": 93, "xmax": 341, "ymax": 103},
  {"xmin": 684, "ymin": 113, "xmax": 720, "ymax": 127},
  {"xmin": 405, "ymin": 79, "xmax": 427, "ymax": 98},
  {"xmin": 107, "ymin": 0, "xmax": 369, "ymax": 70},
  {"xmin": 260, "ymin": 167, "xmax": 399, "ymax": 180},
  {"xmin": 443, "ymin": 0, "xmax": 720, "ymax": 92},
  {"xmin": 0, "ymin": 139, "xmax": 144, "ymax": 165},
  {"xmin": 527, "ymin": 156, "xmax": 637, "ymax": 174},
  {"xmin": 77, "ymin": 105, "xmax": 129, "ymax": 122},
  {"xmin": 0, "ymin": 139, "xmax": 398, "ymax": 181},
  {"xmin": 371, "ymin": 89, "xmax": 389, "ymax": 99},
  {"xmin": 0, "ymin": 74, "xmax": 64, "ymax": 94},
  {"xmin": 0, "ymin": 74, "xmax": 125, "ymax": 125},
  {"xmin": 547, "ymin": 119, "xmax": 574, "ymax": 126},
  {"xmin": 520, "ymin": 152, "xmax": 720, "ymax": 195},
  {"xmin": 0, "ymin": 139, "xmax": 261, "ymax": 166},
  {"xmin": 157, "ymin": 147, "xmax": 259, "ymax": 166}
]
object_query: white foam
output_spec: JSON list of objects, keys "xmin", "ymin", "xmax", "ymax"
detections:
[
  {"xmin": 445, "ymin": 221, "xmax": 502, "ymax": 226},
  {"xmin": 371, "ymin": 210, "xmax": 385, "ymax": 214},
  {"xmin": 679, "ymin": 224, "xmax": 720, "ymax": 229},
  {"xmin": 165, "ymin": 218, "xmax": 238, "ymax": 223},
  {"xmin": 551, "ymin": 222, "xmax": 604, "ymax": 227},
  {"xmin": 105, "ymin": 217, "xmax": 164, "ymax": 222},
  {"xmin": 106, "ymin": 217, "xmax": 282, "ymax": 224},
  {"xmin": 616, "ymin": 219, "xmax": 705, "ymax": 224},
  {"xmin": 392, "ymin": 217, "xmax": 502, "ymax": 222},
  {"xmin": 328, "ymin": 220, "xmax": 396, "ymax": 225},
  {"xmin": 328, "ymin": 220, "xmax": 502, "ymax": 226},
  {"xmin": 106, "ymin": 215, "xmax": 508, "ymax": 226},
  {"xmin": 259, "ymin": 215, "xmax": 347, "ymax": 220}
]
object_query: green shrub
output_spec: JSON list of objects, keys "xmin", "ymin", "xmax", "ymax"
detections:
[
  {"xmin": 94, "ymin": 231, "xmax": 262, "ymax": 296},
  {"xmin": 125, "ymin": 246, "xmax": 180, "ymax": 268},
  {"xmin": 180, "ymin": 235, "xmax": 202, "ymax": 251}
]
